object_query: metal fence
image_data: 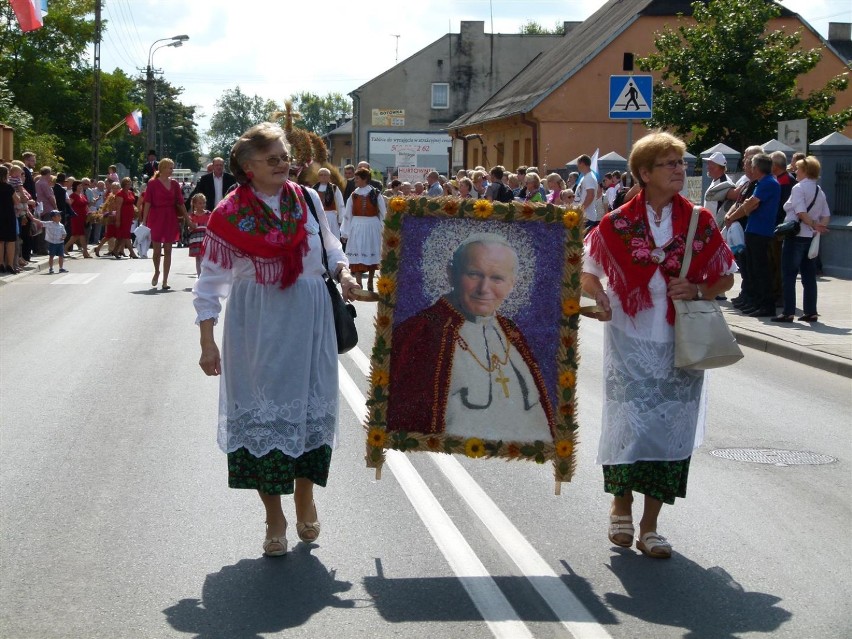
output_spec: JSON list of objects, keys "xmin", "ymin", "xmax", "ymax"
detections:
[{"xmin": 835, "ymin": 163, "xmax": 852, "ymax": 216}]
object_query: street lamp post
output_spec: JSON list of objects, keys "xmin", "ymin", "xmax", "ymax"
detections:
[{"xmin": 146, "ymin": 34, "xmax": 189, "ymax": 152}]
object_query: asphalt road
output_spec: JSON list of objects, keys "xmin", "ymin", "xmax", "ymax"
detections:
[{"xmin": 1, "ymin": 252, "xmax": 850, "ymax": 639}]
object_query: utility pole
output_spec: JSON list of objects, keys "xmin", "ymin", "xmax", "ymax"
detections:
[
  {"xmin": 91, "ymin": 0, "xmax": 102, "ymax": 178},
  {"xmin": 146, "ymin": 64, "xmax": 155, "ymax": 152}
]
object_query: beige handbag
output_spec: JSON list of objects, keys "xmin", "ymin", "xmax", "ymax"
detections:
[{"xmin": 673, "ymin": 206, "xmax": 744, "ymax": 370}]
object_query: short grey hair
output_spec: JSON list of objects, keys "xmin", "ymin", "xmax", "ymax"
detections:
[
  {"xmin": 770, "ymin": 151, "xmax": 787, "ymax": 168},
  {"xmin": 450, "ymin": 233, "xmax": 519, "ymax": 283},
  {"xmin": 229, "ymin": 122, "xmax": 289, "ymax": 185}
]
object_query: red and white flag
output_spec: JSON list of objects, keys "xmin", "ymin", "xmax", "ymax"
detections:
[
  {"xmin": 10, "ymin": 0, "xmax": 46, "ymax": 32},
  {"xmin": 125, "ymin": 110, "xmax": 143, "ymax": 135}
]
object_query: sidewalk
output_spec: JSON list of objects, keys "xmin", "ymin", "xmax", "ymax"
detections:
[
  {"xmin": 4, "ymin": 252, "xmax": 851, "ymax": 377},
  {"xmin": 722, "ymin": 275, "xmax": 852, "ymax": 378}
]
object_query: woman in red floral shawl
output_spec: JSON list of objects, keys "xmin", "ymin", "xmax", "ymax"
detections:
[
  {"xmin": 193, "ymin": 122, "xmax": 360, "ymax": 558},
  {"xmin": 582, "ymin": 131, "xmax": 735, "ymax": 559}
]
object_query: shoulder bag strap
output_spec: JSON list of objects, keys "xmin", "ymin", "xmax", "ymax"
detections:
[
  {"xmin": 679, "ymin": 205, "xmax": 702, "ymax": 279},
  {"xmin": 302, "ymin": 186, "xmax": 330, "ymax": 276},
  {"xmin": 805, "ymin": 185, "xmax": 820, "ymax": 213}
]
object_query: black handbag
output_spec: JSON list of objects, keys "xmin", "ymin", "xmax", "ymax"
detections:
[
  {"xmin": 773, "ymin": 219, "xmax": 800, "ymax": 238},
  {"xmin": 774, "ymin": 185, "xmax": 820, "ymax": 238},
  {"xmin": 303, "ymin": 188, "xmax": 358, "ymax": 354}
]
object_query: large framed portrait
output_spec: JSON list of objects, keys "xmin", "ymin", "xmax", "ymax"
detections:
[{"xmin": 365, "ymin": 196, "xmax": 585, "ymax": 490}]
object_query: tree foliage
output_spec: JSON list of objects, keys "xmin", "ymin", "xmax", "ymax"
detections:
[
  {"xmin": 639, "ymin": 0, "xmax": 852, "ymax": 152},
  {"xmin": 288, "ymin": 92, "xmax": 352, "ymax": 135},
  {"xmin": 518, "ymin": 20, "xmax": 565, "ymax": 35},
  {"xmin": 0, "ymin": 0, "xmax": 200, "ymax": 176},
  {"xmin": 206, "ymin": 87, "xmax": 280, "ymax": 159}
]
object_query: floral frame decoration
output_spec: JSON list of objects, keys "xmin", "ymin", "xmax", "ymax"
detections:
[{"xmin": 365, "ymin": 195, "xmax": 585, "ymax": 492}]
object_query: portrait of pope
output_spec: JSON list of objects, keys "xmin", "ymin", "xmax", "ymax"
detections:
[{"xmin": 387, "ymin": 232, "xmax": 556, "ymax": 442}]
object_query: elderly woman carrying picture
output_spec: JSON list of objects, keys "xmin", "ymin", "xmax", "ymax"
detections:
[{"xmin": 582, "ymin": 131, "xmax": 736, "ymax": 559}]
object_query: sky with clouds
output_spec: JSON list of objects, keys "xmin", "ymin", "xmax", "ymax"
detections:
[{"xmin": 95, "ymin": 0, "xmax": 851, "ymax": 140}]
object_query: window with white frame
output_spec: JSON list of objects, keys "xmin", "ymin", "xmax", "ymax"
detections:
[{"xmin": 431, "ymin": 83, "xmax": 449, "ymax": 109}]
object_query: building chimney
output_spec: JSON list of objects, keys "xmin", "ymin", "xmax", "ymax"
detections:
[
  {"xmin": 563, "ymin": 21, "xmax": 581, "ymax": 35},
  {"xmin": 828, "ymin": 22, "xmax": 851, "ymax": 42},
  {"xmin": 460, "ymin": 21, "xmax": 485, "ymax": 38}
]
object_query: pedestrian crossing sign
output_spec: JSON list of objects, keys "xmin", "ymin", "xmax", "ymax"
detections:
[{"xmin": 609, "ymin": 75, "xmax": 653, "ymax": 119}]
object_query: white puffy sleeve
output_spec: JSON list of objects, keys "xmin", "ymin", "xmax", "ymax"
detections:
[
  {"xmin": 339, "ymin": 194, "xmax": 353, "ymax": 238},
  {"xmin": 192, "ymin": 254, "xmax": 234, "ymax": 325},
  {"xmin": 306, "ymin": 188, "xmax": 348, "ymax": 275}
]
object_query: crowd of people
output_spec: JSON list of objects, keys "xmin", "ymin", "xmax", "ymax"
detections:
[
  {"xmin": 0, "ymin": 150, "xmax": 234, "ymax": 289},
  {"xmin": 703, "ymin": 147, "xmax": 831, "ymax": 323}
]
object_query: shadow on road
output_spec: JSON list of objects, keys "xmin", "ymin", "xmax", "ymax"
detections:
[
  {"xmin": 363, "ymin": 558, "xmax": 616, "ymax": 624},
  {"xmin": 604, "ymin": 549, "xmax": 792, "ymax": 638},
  {"xmin": 162, "ymin": 545, "xmax": 354, "ymax": 639}
]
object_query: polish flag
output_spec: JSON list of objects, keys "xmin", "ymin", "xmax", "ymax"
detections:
[
  {"xmin": 125, "ymin": 110, "xmax": 143, "ymax": 135},
  {"xmin": 10, "ymin": 0, "xmax": 46, "ymax": 33}
]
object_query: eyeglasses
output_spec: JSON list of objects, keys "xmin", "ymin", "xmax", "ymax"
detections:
[
  {"xmin": 653, "ymin": 159, "xmax": 685, "ymax": 170},
  {"xmin": 257, "ymin": 154, "xmax": 291, "ymax": 166}
]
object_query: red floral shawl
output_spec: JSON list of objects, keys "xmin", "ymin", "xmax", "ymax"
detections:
[
  {"xmin": 586, "ymin": 190, "xmax": 733, "ymax": 324},
  {"xmin": 201, "ymin": 182, "xmax": 310, "ymax": 289}
]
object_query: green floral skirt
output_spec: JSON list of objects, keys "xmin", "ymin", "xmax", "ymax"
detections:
[
  {"xmin": 603, "ymin": 457, "xmax": 691, "ymax": 505},
  {"xmin": 227, "ymin": 445, "xmax": 333, "ymax": 495}
]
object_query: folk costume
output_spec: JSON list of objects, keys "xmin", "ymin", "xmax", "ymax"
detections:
[
  {"xmin": 188, "ymin": 210, "xmax": 211, "ymax": 257},
  {"xmin": 584, "ymin": 191, "xmax": 735, "ymax": 503},
  {"xmin": 312, "ymin": 182, "xmax": 345, "ymax": 240},
  {"xmin": 340, "ymin": 186, "xmax": 385, "ymax": 272},
  {"xmin": 192, "ymin": 181, "xmax": 348, "ymax": 494},
  {"xmin": 388, "ymin": 296, "xmax": 556, "ymax": 442}
]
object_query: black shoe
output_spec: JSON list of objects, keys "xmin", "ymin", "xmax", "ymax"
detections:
[
  {"xmin": 730, "ymin": 296, "xmax": 745, "ymax": 304},
  {"xmin": 748, "ymin": 307, "xmax": 776, "ymax": 318},
  {"xmin": 0, "ymin": 265, "xmax": 6, "ymax": 273},
  {"xmin": 798, "ymin": 314, "xmax": 819, "ymax": 322},
  {"xmin": 715, "ymin": 295, "xmax": 727, "ymax": 301},
  {"xmin": 771, "ymin": 314, "xmax": 794, "ymax": 323},
  {"xmin": 732, "ymin": 299, "xmax": 750, "ymax": 309},
  {"xmin": 737, "ymin": 305, "xmax": 757, "ymax": 314}
]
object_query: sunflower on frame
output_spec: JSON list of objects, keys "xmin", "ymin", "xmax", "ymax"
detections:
[{"xmin": 366, "ymin": 195, "xmax": 585, "ymax": 491}]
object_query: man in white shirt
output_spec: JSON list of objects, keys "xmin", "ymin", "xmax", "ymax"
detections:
[
  {"xmin": 573, "ymin": 154, "xmax": 599, "ymax": 228},
  {"xmin": 188, "ymin": 156, "xmax": 236, "ymax": 210}
]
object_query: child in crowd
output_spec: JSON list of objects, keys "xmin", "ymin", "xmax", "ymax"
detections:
[
  {"xmin": 560, "ymin": 189, "xmax": 575, "ymax": 206},
  {"xmin": 44, "ymin": 210, "xmax": 68, "ymax": 274},
  {"xmin": 187, "ymin": 193, "xmax": 211, "ymax": 276}
]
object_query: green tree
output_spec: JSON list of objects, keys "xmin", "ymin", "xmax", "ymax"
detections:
[
  {"xmin": 289, "ymin": 91, "xmax": 352, "ymax": 135},
  {"xmin": 639, "ymin": 0, "xmax": 852, "ymax": 152},
  {"xmin": 518, "ymin": 20, "xmax": 565, "ymax": 35},
  {"xmin": 206, "ymin": 87, "xmax": 279, "ymax": 159}
]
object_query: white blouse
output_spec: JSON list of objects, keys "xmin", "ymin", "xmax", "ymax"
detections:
[{"xmin": 193, "ymin": 186, "xmax": 347, "ymax": 324}]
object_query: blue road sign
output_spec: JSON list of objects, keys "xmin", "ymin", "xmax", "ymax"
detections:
[{"xmin": 609, "ymin": 75, "xmax": 653, "ymax": 119}]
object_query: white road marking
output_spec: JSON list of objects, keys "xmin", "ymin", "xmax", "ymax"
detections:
[
  {"xmin": 123, "ymin": 273, "xmax": 157, "ymax": 284},
  {"xmin": 338, "ymin": 363, "xmax": 534, "ymax": 639},
  {"xmin": 433, "ymin": 455, "xmax": 613, "ymax": 639},
  {"xmin": 50, "ymin": 273, "xmax": 100, "ymax": 285},
  {"xmin": 346, "ymin": 346, "xmax": 612, "ymax": 639}
]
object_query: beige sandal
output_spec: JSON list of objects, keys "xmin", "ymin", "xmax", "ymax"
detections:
[
  {"xmin": 262, "ymin": 523, "xmax": 288, "ymax": 557},
  {"xmin": 608, "ymin": 515, "xmax": 634, "ymax": 548},
  {"xmin": 296, "ymin": 503, "xmax": 321, "ymax": 543},
  {"xmin": 636, "ymin": 532, "xmax": 672, "ymax": 559}
]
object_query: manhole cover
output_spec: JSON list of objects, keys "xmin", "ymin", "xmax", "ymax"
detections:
[{"xmin": 710, "ymin": 448, "xmax": 836, "ymax": 466}]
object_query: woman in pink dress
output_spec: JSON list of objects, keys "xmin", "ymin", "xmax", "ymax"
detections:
[
  {"xmin": 113, "ymin": 177, "xmax": 138, "ymax": 259},
  {"xmin": 141, "ymin": 158, "xmax": 188, "ymax": 290}
]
